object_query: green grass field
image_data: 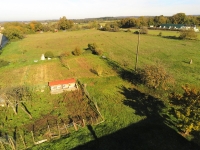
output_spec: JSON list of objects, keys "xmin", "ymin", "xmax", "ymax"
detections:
[{"xmin": 0, "ymin": 29, "xmax": 200, "ymax": 149}]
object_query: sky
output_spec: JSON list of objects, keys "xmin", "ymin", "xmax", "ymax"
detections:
[{"xmin": 0, "ymin": 0, "xmax": 200, "ymax": 21}]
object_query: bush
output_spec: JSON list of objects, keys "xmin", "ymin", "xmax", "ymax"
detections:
[
  {"xmin": 125, "ymin": 29, "xmax": 131, "ymax": 32},
  {"xmin": 72, "ymin": 46, "xmax": 82, "ymax": 56},
  {"xmin": 94, "ymin": 48, "xmax": 103, "ymax": 55},
  {"xmin": 139, "ymin": 64, "xmax": 174, "ymax": 89},
  {"xmin": 140, "ymin": 27, "xmax": 148, "ymax": 34},
  {"xmin": 0, "ymin": 59, "xmax": 9, "ymax": 68},
  {"xmin": 112, "ymin": 26, "xmax": 120, "ymax": 32},
  {"xmin": 179, "ymin": 29, "xmax": 197, "ymax": 40},
  {"xmin": 158, "ymin": 32, "xmax": 162, "ymax": 36},
  {"xmin": 92, "ymin": 65, "xmax": 103, "ymax": 76},
  {"xmin": 87, "ymin": 43, "xmax": 103, "ymax": 55},
  {"xmin": 88, "ymin": 43, "xmax": 98, "ymax": 51},
  {"xmin": 44, "ymin": 51, "xmax": 54, "ymax": 58},
  {"xmin": 2, "ymin": 27, "xmax": 24, "ymax": 40},
  {"xmin": 60, "ymin": 52, "xmax": 70, "ymax": 58}
]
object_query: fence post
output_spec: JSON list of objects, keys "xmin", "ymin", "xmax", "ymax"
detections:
[
  {"xmin": 64, "ymin": 123, "xmax": 69, "ymax": 134},
  {"xmin": 82, "ymin": 119, "xmax": 86, "ymax": 127},
  {"xmin": 73, "ymin": 122, "xmax": 78, "ymax": 131},
  {"xmin": 9, "ymin": 138, "xmax": 16, "ymax": 150},
  {"xmin": 47, "ymin": 121, "xmax": 52, "ymax": 139},
  {"xmin": 57, "ymin": 122, "xmax": 61, "ymax": 138},
  {"xmin": 19, "ymin": 133, "xmax": 27, "ymax": 149},
  {"xmin": 31, "ymin": 131, "xmax": 36, "ymax": 144},
  {"xmin": 94, "ymin": 102, "xmax": 104, "ymax": 121},
  {"xmin": 0, "ymin": 141, "xmax": 6, "ymax": 150},
  {"xmin": 91, "ymin": 117, "xmax": 93, "ymax": 125}
]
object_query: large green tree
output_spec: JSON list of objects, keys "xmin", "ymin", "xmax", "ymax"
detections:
[
  {"xmin": 171, "ymin": 13, "xmax": 187, "ymax": 24},
  {"xmin": 153, "ymin": 15, "xmax": 167, "ymax": 25},
  {"xmin": 57, "ymin": 16, "xmax": 74, "ymax": 30}
]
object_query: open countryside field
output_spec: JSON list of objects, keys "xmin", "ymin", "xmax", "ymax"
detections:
[
  {"xmin": 1, "ymin": 29, "xmax": 200, "ymax": 88},
  {"xmin": 0, "ymin": 29, "xmax": 200, "ymax": 149}
]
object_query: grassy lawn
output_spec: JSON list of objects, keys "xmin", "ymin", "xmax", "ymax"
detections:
[{"xmin": 0, "ymin": 29, "xmax": 200, "ymax": 149}]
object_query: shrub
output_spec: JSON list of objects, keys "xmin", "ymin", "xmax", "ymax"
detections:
[
  {"xmin": 94, "ymin": 48, "xmax": 103, "ymax": 55},
  {"xmin": 139, "ymin": 63, "xmax": 174, "ymax": 89},
  {"xmin": 44, "ymin": 51, "xmax": 54, "ymax": 58},
  {"xmin": 2, "ymin": 27, "xmax": 24, "ymax": 40},
  {"xmin": 140, "ymin": 27, "xmax": 148, "ymax": 34},
  {"xmin": 60, "ymin": 52, "xmax": 70, "ymax": 58},
  {"xmin": 0, "ymin": 59, "xmax": 9, "ymax": 68},
  {"xmin": 179, "ymin": 29, "xmax": 197, "ymax": 40},
  {"xmin": 112, "ymin": 26, "xmax": 120, "ymax": 32},
  {"xmin": 92, "ymin": 65, "xmax": 103, "ymax": 76},
  {"xmin": 126, "ymin": 29, "xmax": 131, "ymax": 32},
  {"xmin": 87, "ymin": 43, "xmax": 103, "ymax": 55},
  {"xmin": 158, "ymin": 32, "xmax": 162, "ymax": 36},
  {"xmin": 88, "ymin": 43, "xmax": 98, "ymax": 51},
  {"xmin": 72, "ymin": 46, "xmax": 82, "ymax": 56}
]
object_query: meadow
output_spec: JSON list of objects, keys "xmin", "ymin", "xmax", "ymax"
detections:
[{"xmin": 0, "ymin": 29, "xmax": 200, "ymax": 149}]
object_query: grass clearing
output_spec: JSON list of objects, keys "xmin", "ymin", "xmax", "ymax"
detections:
[{"xmin": 0, "ymin": 29, "xmax": 200, "ymax": 149}]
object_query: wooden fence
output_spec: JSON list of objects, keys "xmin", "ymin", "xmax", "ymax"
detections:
[{"xmin": 0, "ymin": 80, "xmax": 104, "ymax": 150}]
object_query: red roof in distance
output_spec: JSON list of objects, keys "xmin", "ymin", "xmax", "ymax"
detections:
[{"xmin": 49, "ymin": 78, "xmax": 76, "ymax": 86}]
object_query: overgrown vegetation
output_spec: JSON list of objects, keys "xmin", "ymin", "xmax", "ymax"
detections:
[
  {"xmin": 2, "ymin": 26, "xmax": 24, "ymax": 40},
  {"xmin": 72, "ymin": 46, "xmax": 82, "ymax": 56},
  {"xmin": 169, "ymin": 85, "xmax": 200, "ymax": 135},
  {"xmin": 87, "ymin": 43, "xmax": 103, "ymax": 55},
  {"xmin": 0, "ymin": 59, "xmax": 9, "ymax": 68},
  {"xmin": 44, "ymin": 51, "xmax": 54, "ymax": 58},
  {"xmin": 139, "ymin": 64, "xmax": 174, "ymax": 89},
  {"xmin": 179, "ymin": 29, "xmax": 198, "ymax": 40},
  {"xmin": 0, "ymin": 28, "xmax": 200, "ymax": 149}
]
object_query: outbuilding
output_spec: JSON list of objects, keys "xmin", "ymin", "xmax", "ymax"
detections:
[{"xmin": 49, "ymin": 78, "xmax": 78, "ymax": 94}]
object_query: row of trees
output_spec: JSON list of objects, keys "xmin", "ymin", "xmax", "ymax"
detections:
[
  {"xmin": 118, "ymin": 13, "xmax": 200, "ymax": 28},
  {"xmin": 2, "ymin": 16, "xmax": 74, "ymax": 40},
  {"xmin": 2, "ymin": 13, "xmax": 199, "ymax": 40}
]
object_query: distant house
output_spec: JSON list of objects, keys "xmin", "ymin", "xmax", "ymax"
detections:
[
  {"xmin": 159, "ymin": 24, "xmax": 199, "ymax": 32},
  {"xmin": 159, "ymin": 24, "xmax": 185, "ymax": 29},
  {"xmin": 49, "ymin": 78, "xmax": 78, "ymax": 94}
]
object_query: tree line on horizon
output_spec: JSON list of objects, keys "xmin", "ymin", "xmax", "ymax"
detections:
[
  {"xmin": 1, "ymin": 13, "xmax": 200, "ymax": 40},
  {"xmin": 118, "ymin": 13, "xmax": 200, "ymax": 28}
]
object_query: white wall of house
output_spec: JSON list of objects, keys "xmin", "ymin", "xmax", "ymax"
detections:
[{"xmin": 50, "ymin": 83, "xmax": 76, "ymax": 91}]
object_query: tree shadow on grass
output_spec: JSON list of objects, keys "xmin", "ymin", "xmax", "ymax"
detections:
[
  {"xmin": 191, "ymin": 130, "xmax": 200, "ymax": 147},
  {"xmin": 73, "ymin": 87, "xmax": 199, "ymax": 150},
  {"xmin": 162, "ymin": 36, "xmax": 181, "ymax": 40},
  {"xmin": 102, "ymin": 57, "xmax": 141, "ymax": 85}
]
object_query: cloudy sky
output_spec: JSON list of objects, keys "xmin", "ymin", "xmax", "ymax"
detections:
[{"xmin": 0, "ymin": 0, "xmax": 200, "ymax": 21}]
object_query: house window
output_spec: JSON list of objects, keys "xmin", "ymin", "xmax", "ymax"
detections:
[
  {"xmin": 63, "ymin": 84, "xmax": 67, "ymax": 89},
  {"xmin": 57, "ymin": 85, "xmax": 62, "ymax": 89},
  {"xmin": 51, "ymin": 86, "xmax": 57, "ymax": 91}
]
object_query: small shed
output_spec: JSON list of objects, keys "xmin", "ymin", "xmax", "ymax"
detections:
[
  {"xmin": 41, "ymin": 54, "xmax": 45, "ymax": 60},
  {"xmin": 49, "ymin": 78, "xmax": 78, "ymax": 94}
]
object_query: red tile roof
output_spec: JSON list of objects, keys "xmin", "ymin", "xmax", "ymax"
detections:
[{"xmin": 49, "ymin": 78, "xmax": 76, "ymax": 86}]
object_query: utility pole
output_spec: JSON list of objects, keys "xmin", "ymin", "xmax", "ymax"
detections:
[{"xmin": 135, "ymin": 28, "xmax": 140, "ymax": 72}]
